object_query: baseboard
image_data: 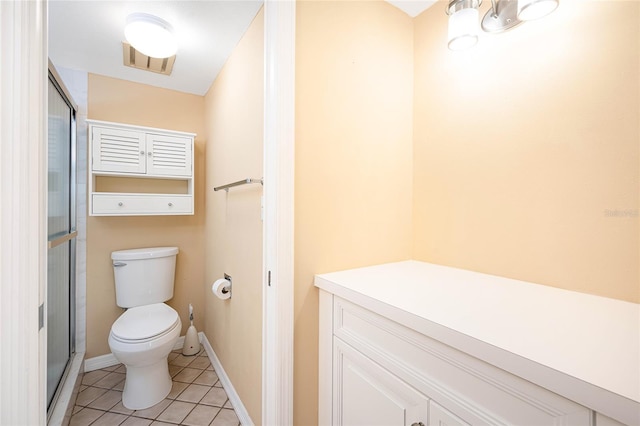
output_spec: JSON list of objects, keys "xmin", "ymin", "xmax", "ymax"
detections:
[
  {"xmin": 83, "ymin": 333, "xmax": 253, "ymax": 425},
  {"xmin": 84, "ymin": 352, "xmax": 119, "ymax": 372},
  {"xmin": 201, "ymin": 334, "xmax": 254, "ymax": 426}
]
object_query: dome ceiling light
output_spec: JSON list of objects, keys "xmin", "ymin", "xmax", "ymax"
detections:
[{"xmin": 124, "ymin": 13, "xmax": 178, "ymax": 59}]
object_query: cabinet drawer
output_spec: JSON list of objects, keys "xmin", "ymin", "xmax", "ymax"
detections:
[
  {"xmin": 92, "ymin": 193, "xmax": 193, "ymax": 216},
  {"xmin": 334, "ymin": 297, "xmax": 590, "ymax": 425}
]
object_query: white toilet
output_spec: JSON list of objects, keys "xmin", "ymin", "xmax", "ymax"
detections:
[{"xmin": 108, "ymin": 247, "xmax": 182, "ymax": 410}]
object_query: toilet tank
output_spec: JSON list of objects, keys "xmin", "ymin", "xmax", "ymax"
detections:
[{"xmin": 111, "ymin": 247, "xmax": 179, "ymax": 308}]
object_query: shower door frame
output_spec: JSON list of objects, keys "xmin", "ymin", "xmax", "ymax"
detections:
[{"xmin": 46, "ymin": 63, "xmax": 78, "ymax": 418}]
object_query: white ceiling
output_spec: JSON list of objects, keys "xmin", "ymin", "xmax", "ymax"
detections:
[
  {"xmin": 49, "ymin": 1, "xmax": 436, "ymax": 97},
  {"xmin": 49, "ymin": 0, "xmax": 263, "ymax": 96},
  {"xmin": 387, "ymin": 0, "xmax": 438, "ymax": 18}
]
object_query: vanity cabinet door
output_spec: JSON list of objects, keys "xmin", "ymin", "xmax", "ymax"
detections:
[
  {"xmin": 335, "ymin": 339, "xmax": 429, "ymax": 426},
  {"xmin": 595, "ymin": 413, "xmax": 626, "ymax": 426},
  {"xmin": 429, "ymin": 401, "xmax": 470, "ymax": 426}
]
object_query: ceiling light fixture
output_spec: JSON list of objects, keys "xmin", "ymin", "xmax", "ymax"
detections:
[
  {"xmin": 124, "ymin": 13, "xmax": 177, "ymax": 59},
  {"xmin": 446, "ymin": 0, "xmax": 559, "ymax": 50}
]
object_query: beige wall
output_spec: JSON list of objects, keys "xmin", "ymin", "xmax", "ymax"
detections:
[
  {"xmin": 82, "ymin": 1, "xmax": 639, "ymax": 423},
  {"xmin": 413, "ymin": 0, "xmax": 639, "ymax": 303},
  {"xmin": 294, "ymin": 0, "xmax": 638, "ymax": 423},
  {"xmin": 203, "ymin": 8, "xmax": 264, "ymax": 425},
  {"xmin": 295, "ymin": 1, "xmax": 415, "ymax": 424},
  {"xmin": 86, "ymin": 74, "xmax": 206, "ymax": 357}
]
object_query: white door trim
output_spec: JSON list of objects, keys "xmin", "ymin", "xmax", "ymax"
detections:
[
  {"xmin": 262, "ymin": 0, "xmax": 295, "ymax": 425},
  {"xmin": 0, "ymin": 0, "xmax": 48, "ymax": 423}
]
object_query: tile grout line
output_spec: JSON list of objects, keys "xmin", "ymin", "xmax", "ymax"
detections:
[{"xmin": 72, "ymin": 349, "xmax": 239, "ymax": 426}]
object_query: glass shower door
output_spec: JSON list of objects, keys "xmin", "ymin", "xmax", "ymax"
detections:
[{"xmin": 47, "ymin": 71, "xmax": 76, "ymax": 409}]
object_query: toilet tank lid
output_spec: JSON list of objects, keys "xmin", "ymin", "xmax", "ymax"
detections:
[{"xmin": 111, "ymin": 247, "xmax": 179, "ymax": 261}]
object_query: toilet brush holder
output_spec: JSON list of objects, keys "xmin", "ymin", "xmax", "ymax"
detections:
[
  {"xmin": 183, "ymin": 325, "xmax": 200, "ymax": 355},
  {"xmin": 182, "ymin": 304, "xmax": 201, "ymax": 356}
]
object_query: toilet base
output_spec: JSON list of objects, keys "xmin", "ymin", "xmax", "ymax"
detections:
[{"xmin": 121, "ymin": 358, "xmax": 172, "ymax": 410}]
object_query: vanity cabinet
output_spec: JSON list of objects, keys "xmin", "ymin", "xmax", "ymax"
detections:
[
  {"xmin": 88, "ymin": 120, "xmax": 195, "ymax": 216},
  {"xmin": 336, "ymin": 337, "xmax": 470, "ymax": 426},
  {"xmin": 316, "ymin": 261, "xmax": 639, "ymax": 426},
  {"xmin": 323, "ymin": 295, "xmax": 590, "ymax": 426}
]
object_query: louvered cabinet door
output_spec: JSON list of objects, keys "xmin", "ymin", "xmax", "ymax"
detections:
[
  {"xmin": 145, "ymin": 133, "xmax": 193, "ymax": 177},
  {"xmin": 92, "ymin": 127, "xmax": 146, "ymax": 173}
]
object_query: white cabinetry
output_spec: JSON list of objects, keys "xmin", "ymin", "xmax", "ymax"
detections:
[
  {"xmin": 88, "ymin": 120, "xmax": 195, "ymax": 216},
  {"xmin": 336, "ymin": 339, "xmax": 428, "ymax": 426},
  {"xmin": 322, "ymin": 295, "xmax": 590, "ymax": 426},
  {"xmin": 316, "ymin": 261, "xmax": 640, "ymax": 426},
  {"xmin": 429, "ymin": 401, "xmax": 468, "ymax": 426}
]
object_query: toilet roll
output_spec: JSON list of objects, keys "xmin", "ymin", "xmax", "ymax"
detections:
[{"xmin": 212, "ymin": 278, "xmax": 231, "ymax": 300}]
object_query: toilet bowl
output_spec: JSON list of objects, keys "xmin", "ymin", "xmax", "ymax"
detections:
[
  {"xmin": 109, "ymin": 302, "xmax": 181, "ymax": 409},
  {"xmin": 107, "ymin": 246, "xmax": 181, "ymax": 410}
]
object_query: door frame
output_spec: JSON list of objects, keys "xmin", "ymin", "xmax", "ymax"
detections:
[
  {"xmin": 262, "ymin": 0, "xmax": 296, "ymax": 424},
  {"xmin": 0, "ymin": 0, "xmax": 48, "ymax": 424},
  {"xmin": 0, "ymin": 0, "xmax": 296, "ymax": 422}
]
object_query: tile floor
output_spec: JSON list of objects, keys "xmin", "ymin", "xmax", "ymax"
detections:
[{"xmin": 70, "ymin": 348, "xmax": 241, "ymax": 426}]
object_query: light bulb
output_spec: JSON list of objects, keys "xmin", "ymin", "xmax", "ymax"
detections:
[{"xmin": 448, "ymin": 7, "xmax": 480, "ymax": 51}]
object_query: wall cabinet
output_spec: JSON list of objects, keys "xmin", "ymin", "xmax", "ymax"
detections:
[{"xmin": 88, "ymin": 120, "xmax": 195, "ymax": 216}]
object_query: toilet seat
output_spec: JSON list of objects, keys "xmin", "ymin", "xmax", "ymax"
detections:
[{"xmin": 111, "ymin": 303, "xmax": 179, "ymax": 344}]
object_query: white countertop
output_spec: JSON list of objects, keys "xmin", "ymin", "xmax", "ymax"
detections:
[{"xmin": 315, "ymin": 260, "xmax": 640, "ymax": 407}]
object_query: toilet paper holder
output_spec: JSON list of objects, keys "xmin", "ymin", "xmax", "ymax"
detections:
[
  {"xmin": 222, "ymin": 273, "xmax": 232, "ymax": 297},
  {"xmin": 211, "ymin": 274, "xmax": 232, "ymax": 300}
]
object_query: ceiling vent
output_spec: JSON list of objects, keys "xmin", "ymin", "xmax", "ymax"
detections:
[{"xmin": 122, "ymin": 42, "xmax": 176, "ymax": 75}]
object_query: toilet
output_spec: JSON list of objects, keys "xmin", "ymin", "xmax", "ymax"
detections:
[{"xmin": 108, "ymin": 247, "xmax": 182, "ymax": 410}]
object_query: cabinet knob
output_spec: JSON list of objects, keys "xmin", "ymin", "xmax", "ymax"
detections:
[
  {"xmin": 168, "ymin": 202, "xmax": 173, "ymax": 207},
  {"xmin": 411, "ymin": 423, "xmax": 425, "ymax": 426},
  {"xmin": 140, "ymin": 150, "xmax": 145, "ymax": 155},
  {"xmin": 148, "ymin": 151, "xmax": 153, "ymax": 156},
  {"xmin": 118, "ymin": 202, "xmax": 123, "ymax": 206}
]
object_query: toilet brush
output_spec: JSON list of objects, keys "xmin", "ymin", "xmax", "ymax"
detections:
[{"xmin": 182, "ymin": 304, "xmax": 201, "ymax": 356}]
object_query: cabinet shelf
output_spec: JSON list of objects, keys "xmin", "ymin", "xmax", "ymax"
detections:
[
  {"xmin": 88, "ymin": 120, "xmax": 195, "ymax": 216},
  {"xmin": 91, "ymin": 170, "xmax": 192, "ymax": 180}
]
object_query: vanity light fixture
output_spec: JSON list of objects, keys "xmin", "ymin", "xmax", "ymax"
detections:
[
  {"xmin": 124, "ymin": 13, "xmax": 177, "ymax": 59},
  {"xmin": 446, "ymin": 0, "xmax": 559, "ymax": 50},
  {"xmin": 517, "ymin": 0, "xmax": 559, "ymax": 21}
]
